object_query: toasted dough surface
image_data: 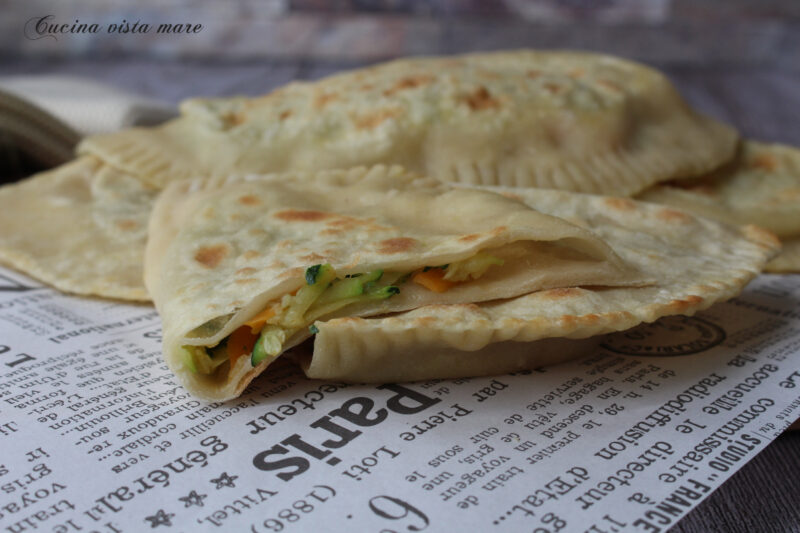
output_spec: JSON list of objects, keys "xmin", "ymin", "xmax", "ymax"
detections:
[{"xmin": 79, "ymin": 50, "xmax": 737, "ymax": 196}]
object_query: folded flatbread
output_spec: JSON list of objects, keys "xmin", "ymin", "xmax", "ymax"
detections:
[
  {"xmin": 146, "ymin": 166, "xmax": 652, "ymax": 400},
  {"xmin": 305, "ymin": 188, "xmax": 779, "ymax": 383},
  {"xmin": 79, "ymin": 50, "xmax": 737, "ymax": 196},
  {"xmin": 638, "ymin": 140, "xmax": 800, "ymax": 272},
  {"xmin": 0, "ymin": 156, "xmax": 155, "ymax": 300}
]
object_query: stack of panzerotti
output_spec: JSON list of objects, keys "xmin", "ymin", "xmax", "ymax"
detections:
[
  {"xmin": 0, "ymin": 50, "xmax": 788, "ymax": 400},
  {"xmin": 637, "ymin": 141, "xmax": 800, "ymax": 273}
]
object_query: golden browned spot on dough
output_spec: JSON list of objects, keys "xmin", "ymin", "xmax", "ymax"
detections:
[
  {"xmin": 300, "ymin": 252, "xmax": 326, "ymax": 263},
  {"xmin": 236, "ymin": 267, "xmax": 257, "ymax": 276},
  {"xmin": 222, "ymin": 112, "xmax": 246, "ymax": 126},
  {"xmin": 545, "ymin": 123, "xmax": 567, "ymax": 147},
  {"xmin": 235, "ymin": 278, "xmax": 257, "ymax": 285},
  {"xmin": 668, "ymin": 295, "xmax": 704, "ymax": 312},
  {"xmin": 500, "ymin": 192, "xmax": 524, "ymax": 202},
  {"xmin": 377, "ymin": 237, "xmax": 417, "ymax": 254},
  {"xmin": 325, "ymin": 215, "xmax": 389, "ymax": 232},
  {"xmin": 580, "ymin": 313, "xmax": 601, "ymax": 325},
  {"xmin": 274, "ymin": 209, "xmax": 330, "ymax": 222},
  {"xmin": 750, "ymin": 153, "xmax": 778, "ymax": 171},
  {"xmin": 544, "ymin": 83, "xmax": 564, "ymax": 95},
  {"xmin": 279, "ymin": 110, "xmax": 292, "ymax": 121},
  {"xmin": 278, "ymin": 267, "xmax": 304, "ymax": 280},
  {"xmin": 413, "ymin": 316, "xmax": 438, "ymax": 327},
  {"xmin": 326, "ymin": 216, "xmax": 363, "ymax": 229},
  {"xmin": 194, "ymin": 244, "xmax": 229, "ymax": 268},
  {"xmin": 314, "ymin": 92, "xmax": 339, "ymax": 109},
  {"xmin": 430, "ymin": 303, "xmax": 481, "ymax": 312},
  {"xmin": 602, "ymin": 311, "xmax": 626, "ymax": 321},
  {"xmin": 545, "ymin": 287, "xmax": 581, "ymax": 299},
  {"xmin": 560, "ymin": 315, "xmax": 578, "ymax": 326},
  {"xmin": 383, "ymin": 74, "xmax": 435, "ymax": 97},
  {"xmin": 597, "ymin": 79, "xmax": 622, "ymax": 92},
  {"xmin": 463, "ymin": 86, "xmax": 500, "ymax": 111},
  {"xmin": 242, "ymin": 250, "xmax": 261, "ymax": 260},
  {"xmin": 459, "ymin": 234, "xmax": 481, "ymax": 242},
  {"xmin": 527, "ymin": 70, "xmax": 542, "ymax": 79},
  {"xmin": 742, "ymin": 225, "xmax": 780, "ymax": 250},
  {"xmin": 115, "ymin": 219, "xmax": 138, "ymax": 231},
  {"xmin": 239, "ymin": 195, "xmax": 261, "ymax": 206},
  {"xmin": 656, "ymin": 208, "xmax": 693, "ymax": 223},
  {"xmin": 604, "ymin": 197, "xmax": 637, "ymax": 211},
  {"xmin": 353, "ymin": 108, "xmax": 402, "ymax": 130},
  {"xmin": 491, "ymin": 226, "xmax": 508, "ymax": 236}
]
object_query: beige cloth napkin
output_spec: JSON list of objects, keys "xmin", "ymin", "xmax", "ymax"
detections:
[{"xmin": 0, "ymin": 75, "xmax": 175, "ymax": 170}]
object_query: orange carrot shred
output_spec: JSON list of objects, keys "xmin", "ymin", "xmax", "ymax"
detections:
[
  {"xmin": 412, "ymin": 269, "xmax": 455, "ymax": 293},
  {"xmin": 244, "ymin": 307, "xmax": 277, "ymax": 334},
  {"xmin": 227, "ymin": 326, "xmax": 258, "ymax": 365}
]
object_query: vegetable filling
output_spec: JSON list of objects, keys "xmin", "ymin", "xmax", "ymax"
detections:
[{"xmin": 182, "ymin": 252, "xmax": 503, "ymax": 375}]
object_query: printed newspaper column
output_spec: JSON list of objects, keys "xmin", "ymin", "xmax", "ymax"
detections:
[{"xmin": 0, "ymin": 265, "xmax": 799, "ymax": 532}]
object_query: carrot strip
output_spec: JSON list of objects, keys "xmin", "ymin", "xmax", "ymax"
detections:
[
  {"xmin": 243, "ymin": 307, "xmax": 277, "ymax": 334},
  {"xmin": 412, "ymin": 269, "xmax": 456, "ymax": 293},
  {"xmin": 227, "ymin": 326, "xmax": 258, "ymax": 365}
]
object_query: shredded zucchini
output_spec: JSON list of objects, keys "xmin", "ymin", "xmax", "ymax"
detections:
[{"xmin": 183, "ymin": 253, "xmax": 502, "ymax": 375}]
